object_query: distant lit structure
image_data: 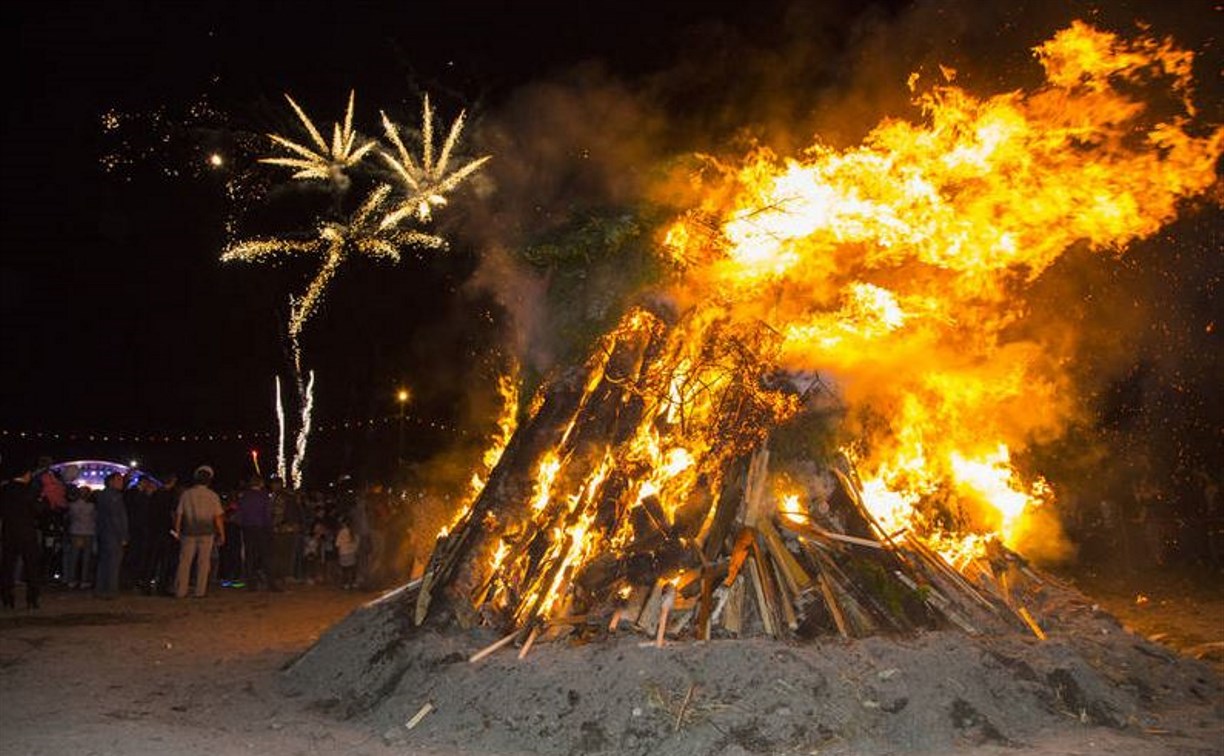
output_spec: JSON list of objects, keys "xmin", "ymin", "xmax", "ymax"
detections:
[{"xmin": 50, "ymin": 460, "xmax": 161, "ymax": 490}]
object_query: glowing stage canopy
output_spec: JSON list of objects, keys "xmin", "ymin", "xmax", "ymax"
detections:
[{"xmin": 50, "ymin": 460, "xmax": 162, "ymax": 490}]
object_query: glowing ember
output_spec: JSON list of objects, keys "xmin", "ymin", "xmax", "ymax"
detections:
[{"xmin": 778, "ymin": 494, "xmax": 806, "ymax": 525}]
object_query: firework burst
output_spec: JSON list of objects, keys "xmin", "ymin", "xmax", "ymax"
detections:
[
  {"xmin": 222, "ymin": 184, "xmax": 445, "ymax": 344},
  {"xmin": 379, "ymin": 95, "xmax": 491, "ymax": 226},
  {"xmin": 261, "ymin": 91, "xmax": 377, "ymax": 187},
  {"xmin": 225, "ymin": 88, "xmax": 489, "ymax": 487}
]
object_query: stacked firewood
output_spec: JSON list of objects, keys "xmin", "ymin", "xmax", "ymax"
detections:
[{"xmin": 411, "ymin": 307, "xmax": 1049, "ymax": 654}]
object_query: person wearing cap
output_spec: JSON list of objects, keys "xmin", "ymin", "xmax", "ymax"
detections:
[{"xmin": 173, "ymin": 466, "xmax": 225, "ymax": 598}]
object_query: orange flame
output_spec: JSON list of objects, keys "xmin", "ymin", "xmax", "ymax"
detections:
[{"xmin": 670, "ymin": 22, "xmax": 1221, "ymax": 564}]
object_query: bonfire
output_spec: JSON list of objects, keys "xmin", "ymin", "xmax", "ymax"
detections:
[
  {"xmin": 405, "ymin": 20, "xmax": 1221, "ymax": 656},
  {"xmin": 283, "ymin": 20, "xmax": 1222, "ymax": 755}
]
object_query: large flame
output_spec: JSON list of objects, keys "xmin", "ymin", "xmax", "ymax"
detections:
[
  {"xmin": 664, "ymin": 21, "xmax": 1221, "ymax": 562},
  {"xmin": 453, "ymin": 22, "xmax": 1220, "ymax": 627}
]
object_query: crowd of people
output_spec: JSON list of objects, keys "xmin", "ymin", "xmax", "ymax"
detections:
[{"xmin": 0, "ymin": 457, "xmax": 422, "ymax": 610}]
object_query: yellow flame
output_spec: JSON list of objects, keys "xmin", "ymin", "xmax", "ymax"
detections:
[
  {"xmin": 530, "ymin": 452, "xmax": 562, "ymax": 513},
  {"xmin": 489, "ymin": 538, "xmax": 510, "ymax": 574},
  {"xmin": 436, "ymin": 366, "xmax": 521, "ymax": 540},
  {"xmin": 778, "ymin": 493, "xmax": 807, "ymax": 525}
]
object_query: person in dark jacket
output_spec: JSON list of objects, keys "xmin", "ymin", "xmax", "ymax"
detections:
[
  {"xmin": 122, "ymin": 476, "xmax": 153, "ymax": 591},
  {"xmin": 146, "ymin": 473, "xmax": 180, "ymax": 595},
  {"xmin": 236, "ymin": 475, "xmax": 278, "ymax": 590},
  {"xmin": 0, "ymin": 466, "xmax": 45, "ymax": 609},
  {"xmin": 94, "ymin": 472, "xmax": 129, "ymax": 598}
]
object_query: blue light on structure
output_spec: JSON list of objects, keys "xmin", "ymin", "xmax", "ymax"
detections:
[{"xmin": 50, "ymin": 460, "xmax": 162, "ymax": 490}]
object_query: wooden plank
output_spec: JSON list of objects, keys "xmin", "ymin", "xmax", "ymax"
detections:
[
  {"xmin": 753, "ymin": 532, "xmax": 797, "ymax": 632},
  {"xmin": 723, "ymin": 576, "xmax": 744, "ymax": 636},
  {"xmin": 724, "ymin": 527, "xmax": 755, "ymax": 586},
  {"xmin": 469, "ymin": 630, "xmax": 518, "ymax": 663},
  {"xmin": 816, "ymin": 571, "xmax": 850, "ymax": 638},
  {"xmin": 759, "ymin": 517, "xmax": 814, "ymax": 595},
  {"xmin": 745, "ymin": 557, "xmax": 776, "ymax": 638},
  {"xmin": 702, "ymin": 457, "xmax": 748, "ymax": 562}
]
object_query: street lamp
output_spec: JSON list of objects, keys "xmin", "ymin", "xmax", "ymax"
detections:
[{"xmin": 396, "ymin": 388, "xmax": 410, "ymax": 464}]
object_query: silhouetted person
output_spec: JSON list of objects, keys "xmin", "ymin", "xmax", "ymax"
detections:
[
  {"xmin": 147, "ymin": 473, "xmax": 180, "ymax": 594},
  {"xmin": 122, "ymin": 476, "xmax": 153, "ymax": 590},
  {"xmin": 94, "ymin": 472, "xmax": 129, "ymax": 599},
  {"xmin": 236, "ymin": 475, "xmax": 278, "ymax": 590},
  {"xmin": 1, "ymin": 465, "xmax": 45, "ymax": 609},
  {"xmin": 64, "ymin": 485, "xmax": 96, "ymax": 589}
]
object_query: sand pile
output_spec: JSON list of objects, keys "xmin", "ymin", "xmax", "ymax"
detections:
[{"xmin": 282, "ymin": 580, "xmax": 1223, "ymax": 755}]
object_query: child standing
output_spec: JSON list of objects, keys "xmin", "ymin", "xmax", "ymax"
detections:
[{"xmin": 335, "ymin": 519, "xmax": 360, "ymax": 590}]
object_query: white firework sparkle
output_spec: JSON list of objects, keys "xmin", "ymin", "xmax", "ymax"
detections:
[
  {"xmin": 261, "ymin": 91, "xmax": 377, "ymax": 185},
  {"xmin": 379, "ymin": 94, "xmax": 491, "ymax": 226}
]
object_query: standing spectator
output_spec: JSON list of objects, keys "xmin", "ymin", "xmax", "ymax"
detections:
[
  {"xmin": 146, "ymin": 473, "xmax": 180, "ymax": 595},
  {"xmin": 122, "ymin": 476, "xmax": 154, "ymax": 591},
  {"xmin": 64, "ymin": 486, "xmax": 96, "ymax": 589},
  {"xmin": 269, "ymin": 477, "xmax": 300, "ymax": 582},
  {"xmin": 302, "ymin": 503, "xmax": 328, "ymax": 585},
  {"xmin": 335, "ymin": 518, "xmax": 359, "ymax": 590},
  {"xmin": 237, "ymin": 475, "xmax": 278, "ymax": 591},
  {"xmin": 33, "ymin": 456, "xmax": 67, "ymax": 512},
  {"xmin": 1, "ymin": 465, "xmax": 45, "ymax": 610},
  {"xmin": 174, "ymin": 466, "xmax": 225, "ymax": 599},
  {"xmin": 94, "ymin": 472, "xmax": 129, "ymax": 599},
  {"xmin": 33, "ymin": 457, "xmax": 67, "ymax": 584},
  {"xmin": 217, "ymin": 492, "xmax": 243, "ymax": 585}
]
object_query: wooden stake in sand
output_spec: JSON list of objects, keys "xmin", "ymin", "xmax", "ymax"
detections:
[
  {"xmin": 470, "ymin": 631, "xmax": 518, "ymax": 663},
  {"xmin": 656, "ymin": 583, "xmax": 676, "ymax": 648},
  {"xmin": 1017, "ymin": 606, "xmax": 1047, "ymax": 640},
  {"xmin": 406, "ymin": 702, "xmax": 434, "ymax": 730},
  {"xmin": 518, "ymin": 625, "xmax": 540, "ymax": 660}
]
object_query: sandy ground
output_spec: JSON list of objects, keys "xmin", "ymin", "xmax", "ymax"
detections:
[
  {"xmin": 0, "ymin": 584, "xmax": 401, "ymax": 756},
  {"xmin": 1, "ymin": 574, "xmax": 1221, "ymax": 755}
]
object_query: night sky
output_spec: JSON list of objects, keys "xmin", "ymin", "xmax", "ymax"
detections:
[
  {"xmin": 2, "ymin": 0, "xmax": 1219, "ymax": 494},
  {"xmin": 1, "ymin": 0, "xmax": 840, "ymax": 482}
]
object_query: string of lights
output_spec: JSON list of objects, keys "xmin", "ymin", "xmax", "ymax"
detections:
[{"xmin": 0, "ymin": 414, "xmax": 463, "ymax": 444}]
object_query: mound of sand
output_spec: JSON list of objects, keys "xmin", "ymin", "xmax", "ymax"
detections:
[{"xmin": 282, "ymin": 582, "xmax": 1223, "ymax": 755}]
